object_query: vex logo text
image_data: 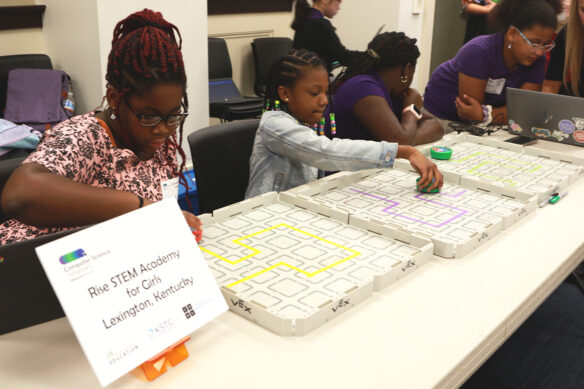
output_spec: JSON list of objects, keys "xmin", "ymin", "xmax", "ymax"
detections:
[
  {"xmin": 230, "ymin": 298, "xmax": 252, "ymax": 314},
  {"xmin": 332, "ymin": 298, "xmax": 350, "ymax": 312}
]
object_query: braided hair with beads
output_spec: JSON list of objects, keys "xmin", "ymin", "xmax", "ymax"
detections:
[
  {"xmin": 331, "ymin": 31, "xmax": 420, "ymax": 93},
  {"xmin": 105, "ymin": 9, "xmax": 192, "ymax": 206},
  {"xmin": 264, "ymin": 49, "xmax": 335, "ymax": 135}
]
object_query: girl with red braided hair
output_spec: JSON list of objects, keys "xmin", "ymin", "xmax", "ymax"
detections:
[{"xmin": 0, "ymin": 9, "xmax": 202, "ymax": 244}]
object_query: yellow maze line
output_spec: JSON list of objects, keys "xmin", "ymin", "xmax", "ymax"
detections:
[
  {"xmin": 453, "ymin": 152, "xmax": 541, "ymax": 185},
  {"xmin": 199, "ymin": 223, "xmax": 361, "ymax": 288}
]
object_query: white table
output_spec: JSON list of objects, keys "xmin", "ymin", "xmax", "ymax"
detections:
[{"xmin": 2, "ymin": 131, "xmax": 583, "ymax": 389}]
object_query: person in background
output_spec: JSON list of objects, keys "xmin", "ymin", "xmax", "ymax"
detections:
[
  {"xmin": 291, "ymin": 0, "xmax": 358, "ymax": 73},
  {"xmin": 424, "ymin": 0, "xmax": 562, "ymax": 125},
  {"xmin": 461, "ymin": 0, "xmax": 498, "ymax": 44},
  {"xmin": 0, "ymin": 9, "xmax": 202, "ymax": 245},
  {"xmin": 245, "ymin": 49, "xmax": 442, "ymax": 199},
  {"xmin": 543, "ymin": 0, "xmax": 584, "ymax": 96},
  {"xmin": 328, "ymin": 31, "xmax": 444, "ymax": 146}
]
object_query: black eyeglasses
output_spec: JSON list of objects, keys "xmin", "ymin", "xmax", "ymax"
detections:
[{"xmin": 124, "ymin": 99, "xmax": 188, "ymax": 128}]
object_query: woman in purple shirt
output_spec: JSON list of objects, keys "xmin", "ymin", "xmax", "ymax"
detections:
[
  {"xmin": 424, "ymin": 0, "xmax": 562, "ymax": 125},
  {"xmin": 328, "ymin": 32, "xmax": 444, "ymax": 145}
]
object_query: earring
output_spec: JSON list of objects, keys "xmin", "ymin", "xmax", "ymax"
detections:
[
  {"xmin": 508, "ymin": 42, "xmax": 512, "ymax": 49},
  {"xmin": 110, "ymin": 107, "xmax": 116, "ymax": 120},
  {"xmin": 401, "ymin": 75, "xmax": 408, "ymax": 84},
  {"xmin": 285, "ymin": 98, "xmax": 289, "ymax": 102}
]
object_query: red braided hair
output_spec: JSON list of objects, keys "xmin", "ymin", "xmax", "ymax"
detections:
[{"xmin": 106, "ymin": 9, "xmax": 192, "ymax": 210}]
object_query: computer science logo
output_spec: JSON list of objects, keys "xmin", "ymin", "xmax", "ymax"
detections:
[
  {"xmin": 59, "ymin": 248, "xmax": 92, "ymax": 281},
  {"xmin": 59, "ymin": 248, "xmax": 87, "ymax": 264}
]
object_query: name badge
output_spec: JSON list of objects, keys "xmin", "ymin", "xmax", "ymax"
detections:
[
  {"xmin": 485, "ymin": 77, "xmax": 506, "ymax": 95},
  {"xmin": 161, "ymin": 177, "xmax": 179, "ymax": 199}
]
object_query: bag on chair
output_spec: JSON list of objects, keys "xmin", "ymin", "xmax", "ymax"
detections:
[{"xmin": 3, "ymin": 68, "xmax": 73, "ymax": 132}]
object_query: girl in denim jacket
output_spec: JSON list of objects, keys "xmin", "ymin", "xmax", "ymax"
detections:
[{"xmin": 245, "ymin": 49, "xmax": 443, "ymax": 198}]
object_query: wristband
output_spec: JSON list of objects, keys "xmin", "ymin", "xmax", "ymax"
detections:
[
  {"xmin": 402, "ymin": 104, "xmax": 422, "ymax": 120},
  {"xmin": 479, "ymin": 104, "xmax": 493, "ymax": 127},
  {"xmin": 138, "ymin": 195, "xmax": 144, "ymax": 209}
]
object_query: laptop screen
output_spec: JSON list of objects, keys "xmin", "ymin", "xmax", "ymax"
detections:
[{"xmin": 209, "ymin": 79, "xmax": 241, "ymax": 102}]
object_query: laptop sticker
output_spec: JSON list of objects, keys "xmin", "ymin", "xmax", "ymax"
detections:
[
  {"xmin": 573, "ymin": 130, "xmax": 584, "ymax": 143},
  {"xmin": 509, "ymin": 122, "xmax": 523, "ymax": 134},
  {"xmin": 573, "ymin": 117, "xmax": 584, "ymax": 130},
  {"xmin": 531, "ymin": 127, "xmax": 551, "ymax": 138},
  {"xmin": 552, "ymin": 130, "xmax": 569, "ymax": 142},
  {"xmin": 558, "ymin": 119, "xmax": 575, "ymax": 134}
]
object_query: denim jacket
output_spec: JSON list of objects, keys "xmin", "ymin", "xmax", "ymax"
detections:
[{"xmin": 245, "ymin": 110, "xmax": 398, "ymax": 198}]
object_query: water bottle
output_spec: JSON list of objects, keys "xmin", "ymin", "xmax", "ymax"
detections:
[{"xmin": 63, "ymin": 82, "xmax": 75, "ymax": 117}]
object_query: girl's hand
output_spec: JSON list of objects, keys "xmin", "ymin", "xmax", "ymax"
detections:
[
  {"xmin": 403, "ymin": 88, "xmax": 423, "ymax": 108},
  {"xmin": 182, "ymin": 210, "xmax": 203, "ymax": 237},
  {"xmin": 406, "ymin": 147, "xmax": 443, "ymax": 191},
  {"xmin": 455, "ymin": 94, "xmax": 483, "ymax": 121}
]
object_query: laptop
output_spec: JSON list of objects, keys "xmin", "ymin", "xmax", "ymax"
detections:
[
  {"xmin": 209, "ymin": 78, "xmax": 258, "ymax": 105},
  {"xmin": 0, "ymin": 228, "xmax": 83, "ymax": 335},
  {"xmin": 506, "ymin": 87, "xmax": 584, "ymax": 147}
]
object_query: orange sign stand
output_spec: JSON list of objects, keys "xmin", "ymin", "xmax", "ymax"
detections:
[{"xmin": 140, "ymin": 336, "xmax": 190, "ymax": 381}]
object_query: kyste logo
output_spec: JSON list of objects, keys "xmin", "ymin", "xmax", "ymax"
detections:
[{"xmin": 59, "ymin": 249, "xmax": 87, "ymax": 264}]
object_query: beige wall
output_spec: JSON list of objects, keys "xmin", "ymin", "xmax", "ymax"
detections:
[
  {"xmin": 0, "ymin": 0, "xmax": 44, "ymax": 55},
  {"xmin": 208, "ymin": 0, "xmax": 436, "ymax": 95},
  {"xmin": 0, "ymin": 28, "xmax": 44, "ymax": 55},
  {"xmin": 208, "ymin": 12, "xmax": 293, "ymax": 97}
]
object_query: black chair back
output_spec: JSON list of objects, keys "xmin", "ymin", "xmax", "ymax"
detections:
[
  {"xmin": 0, "ymin": 227, "xmax": 84, "ymax": 335},
  {"xmin": 0, "ymin": 155, "xmax": 26, "ymax": 223},
  {"xmin": 251, "ymin": 37, "xmax": 293, "ymax": 97},
  {"xmin": 207, "ymin": 37, "xmax": 263, "ymax": 122},
  {"xmin": 188, "ymin": 119, "xmax": 260, "ymax": 214},
  {"xmin": 208, "ymin": 37, "xmax": 233, "ymax": 79},
  {"xmin": 0, "ymin": 54, "xmax": 52, "ymax": 117}
]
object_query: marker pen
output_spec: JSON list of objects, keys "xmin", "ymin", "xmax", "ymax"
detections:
[{"xmin": 549, "ymin": 191, "xmax": 568, "ymax": 205}]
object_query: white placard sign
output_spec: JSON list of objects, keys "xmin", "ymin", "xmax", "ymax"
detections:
[{"xmin": 36, "ymin": 199, "xmax": 228, "ymax": 387}]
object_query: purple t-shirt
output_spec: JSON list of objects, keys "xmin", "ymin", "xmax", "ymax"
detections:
[
  {"xmin": 329, "ymin": 72, "xmax": 401, "ymax": 141},
  {"xmin": 424, "ymin": 33, "xmax": 546, "ymax": 121},
  {"xmin": 309, "ymin": 8, "xmax": 323, "ymax": 19}
]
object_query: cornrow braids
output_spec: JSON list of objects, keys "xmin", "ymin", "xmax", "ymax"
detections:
[
  {"xmin": 264, "ymin": 49, "xmax": 326, "ymax": 113},
  {"xmin": 106, "ymin": 9, "xmax": 191, "ymax": 209},
  {"xmin": 332, "ymin": 31, "xmax": 419, "ymax": 93},
  {"xmin": 489, "ymin": 0, "xmax": 563, "ymax": 31}
]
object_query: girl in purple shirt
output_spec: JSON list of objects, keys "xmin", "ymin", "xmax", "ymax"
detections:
[
  {"xmin": 329, "ymin": 32, "xmax": 444, "ymax": 145},
  {"xmin": 424, "ymin": 0, "xmax": 562, "ymax": 124}
]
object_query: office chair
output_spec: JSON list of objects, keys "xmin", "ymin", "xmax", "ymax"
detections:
[
  {"xmin": 0, "ymin": 155, "xmax": 26, "ymax": 223},
  {"xmin": 251, "ymin": 37, "xmax": 293, "ymax": 97},
  {"xmin": 188, "ymin": 118, "xmax": 259, "ymax": 214},
  {"xmin": 208, "ymin": 37, "xmax": 264, "ymax": 122},
  {"xmin": 0, "ymin": 54, "xmax": 52, "ymax": 117},
  {"xmin": 0, "ymin": 227, "xmax": 86, "ymax": 335}
]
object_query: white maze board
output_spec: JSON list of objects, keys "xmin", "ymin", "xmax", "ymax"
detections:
[
  {"xmin": 197, "ymin": 193, "xmax": 432, "ymax": 336},
  {"xmin": 418, "ymin": 134, "xmax": 584, "ymax": 202},
  {"xmin": 291, "ymin": 168, "xmax": 536, "ymax": 258}
]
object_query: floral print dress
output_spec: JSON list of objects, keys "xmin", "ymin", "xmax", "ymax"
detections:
[{"xmin": 0, "ymin": 113, "xmax": 178, "ymax": 245}]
